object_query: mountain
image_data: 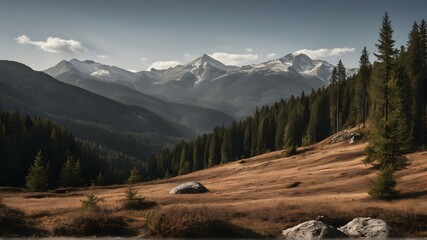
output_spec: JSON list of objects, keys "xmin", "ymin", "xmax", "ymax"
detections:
[
  {"xmin": 44, "ymin": 59, "xmax": 235, "ymax": 135},
  {"xmin": 143, "ymin": 53, "xmax": 341, "ymax": 117},
  {"xmin": 45, "ymin": 53, "xmax": 357, "ymax": 118},
  {"xmin": 0, "ymin": 60, "xmax": 186, "ymax": 158}
]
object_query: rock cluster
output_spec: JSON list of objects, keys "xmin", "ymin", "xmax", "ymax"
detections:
[{"xmin": 282, "ymin": 217, "xmax": 390, "ymax": 239}]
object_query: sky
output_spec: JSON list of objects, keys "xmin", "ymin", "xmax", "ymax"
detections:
[{"xmin": 1, "ymin": 0, "xmax": 427, "ymax": 71}]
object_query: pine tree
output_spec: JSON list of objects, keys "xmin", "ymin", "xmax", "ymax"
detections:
[
  {"xmin": 357, "ymin": 47, "xmax": 371, "ymax": 127},
  {"xmin": 59, "ymin": 154, "xmax": 83, "ymax": 187},
  {"xmin": 365, "ymin": 13, "xmax": 408, "ymax": 199},
  {"xmin": 330, "ymin": 67, "xmax": 338, "ymax": 133},
  {"xmin": 374, "ymin": 12, "xmax": 397, "ymax": 123},
  {"xmin": 25, "ymin": 150, "xmax": 48, "ymax": 192},
  {"xmin": 127, "ymin": 166, "xmax": 141, "ymax": 184},
  {"xmin": 336, "ymin": 60, "xmax": 346, "ymax": 132},
  {"xmin": 307, "ymin": 92, "xmax": 330, "ymax": 144},
  {"xmin": 220, "ymin": 130, "xmax": 232, "ymax": 163},
  {"xmin": 81, "ymin": 183, "xmax": 101, "ymax": 210}
]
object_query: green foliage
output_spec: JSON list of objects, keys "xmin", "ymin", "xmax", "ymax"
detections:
[
  {"xmin": 81, "ymin": 185, "xmax": 101, "ymax": 211},
  {"xmin": 127, "ymin": 167, "xmax": 141, "ymax": 184},
  {"xmin": 368, "ymin": 164, "xmax": 398, "ymax": 199},
  {"xmin": 121, "ymin": 184, "xmax": 154, "ymax": 210},
  {"xmin": 356, "ymin": 47, "xmax": 371, "ymax": 127},
  {"xmin": 365, "ymin": 12, "xmax": 421, "ymax": 199},
  {"xmin": 59, "ymin": 154, "xmax": 84, "ymax": 187},
  {"xmin": 25, "ymin": 150, "xmax": 48, "ymax": 192},
  {"xmin": 125, "ymin": 184, "xmax": 139, "ymax": 201}
]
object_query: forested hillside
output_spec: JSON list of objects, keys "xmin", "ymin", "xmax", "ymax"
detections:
[
  {"xmin": 0, "ymin": 110, "xmax": 141, "ymax": 187},
  {"xmin": 145, "ymin": 15, "xmax": 427, "ymax": 184}
]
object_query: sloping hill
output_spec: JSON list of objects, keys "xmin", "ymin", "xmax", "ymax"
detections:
[
  {"xmin": 3, "ymin": 131, "xmax": 427, "ymax": 237},
  {"xmin": 0, "ymin": 60, "xmax": 183, "ymax": 158}
]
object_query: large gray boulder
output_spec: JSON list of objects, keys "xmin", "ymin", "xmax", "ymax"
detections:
[
  {"xmin": 282, "ymin": 220, "xmax": 347, "ymax": 239},
  {"xmin": 338, "ymin": 217, "xmax": 390, "ymax": 238},
  {"xmin": 169, "ymin": 181, "xmax": 208, "ymax": 194}
]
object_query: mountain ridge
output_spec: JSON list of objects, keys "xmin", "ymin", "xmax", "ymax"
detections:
[{"xmin": 45, "ymin": 54, "xmax": 357, "ymax": 118}]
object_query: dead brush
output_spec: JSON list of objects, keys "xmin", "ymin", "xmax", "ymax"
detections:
[{"xmin": 148, "ymin": 205, "xmax": 261, "ymax": 238}]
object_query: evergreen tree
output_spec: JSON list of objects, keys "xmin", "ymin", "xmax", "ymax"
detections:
[
  {"xmin": 330, "ymin": 67, "xmax": 338, "ymax": 133},
  {"xmin": 365, "ymin": 13, "xmax": 409, "ymax": 199},
  {"xmin": 220, "ymin": 130, "xmax": 232, "ymax": 163},
  {"xmin": 25, "ymin": 150, "xmax": 48, "ymax": 192},
  {"xmin": 307, "ymin": 92, "xmax": 330, "ymax": 144},
  {"xmin": 81, "ymin": 183, "xmax": 101, "ymax": 210},
  {"xmin": 373, "ymin": 12, "xmax": 397, "ymax": 123},
  {"xmin": 357, "ymin": 47, "xmax": 371, "ymax": 127},
  {"xmin": 127, "ymin": 166, "xmax": 141, "ymax": 184},
  {"xmin": 59, "ymin": 154, "xmax": 83, "ymax": 187},
  {"xmin": 336, "ymin": 60, "xmax": 346, "ymax": 132}
]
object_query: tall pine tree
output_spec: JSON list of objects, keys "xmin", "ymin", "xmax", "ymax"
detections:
[{"xmin": 365, "ymin": 13, "xmax": 409, "ymax": 199}]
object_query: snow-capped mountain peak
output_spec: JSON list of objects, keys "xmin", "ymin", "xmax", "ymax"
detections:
[{"xmin": 189, "ymin": 54, "xmax": 228, "ymax": 71}]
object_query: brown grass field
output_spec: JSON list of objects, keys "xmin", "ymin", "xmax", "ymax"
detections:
[{"xmin": 1, "ymin": 128, "xmax": 427, "ymax": 237}]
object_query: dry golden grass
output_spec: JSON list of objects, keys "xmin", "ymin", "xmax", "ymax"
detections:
[{"xmin": 2, "ymin": 128, "xmax": 427, "ymax": 237}]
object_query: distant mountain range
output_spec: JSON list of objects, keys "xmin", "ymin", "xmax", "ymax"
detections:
[
  {"xmin": 45, "ymin": 54, "xmax": 357, "ymax": 118},
  {"xmin": 44, "ymin": 59, "xmax": 234, "ymax": 136}
]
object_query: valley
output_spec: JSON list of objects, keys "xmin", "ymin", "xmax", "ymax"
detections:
[{"xmin": 2, "ymin": 131, "xmax": 427, "ymax": 237}]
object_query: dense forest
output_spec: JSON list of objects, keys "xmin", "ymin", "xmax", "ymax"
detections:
[
  {"xmin": 144, "ymin": 14, "xmax": 427, "ymax": 188},
  {"xmin": 0, "ymin": 110, "xmax": 141, "ymax": 188}
]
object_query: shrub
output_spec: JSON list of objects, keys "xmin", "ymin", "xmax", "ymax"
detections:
[
  {"xmin": 149, "ymin": 206, "xmax": 261, "ymax": 238},
  {"xmin": 121, "ymin": 184, "xmax": 156, "ymax": 210},
  {"xmin": 53, "ymin": 213, "xmax": 133, "ymax": 236}
]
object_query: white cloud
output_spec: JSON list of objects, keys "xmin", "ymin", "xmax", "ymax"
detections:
[
  {"xmin": 267, "ymin": 53, "xmax": 277, "ymax": 58},
  {"xmin": 294, "ymin": 47, "xmax": 355, "ymax": 59},
  {"xmin": 245, "ymin": 48, "xmax": 253, "ymax": 53},
  {"xmin": 97, "ymin": 54, "xmax": 107, "ymax": 59},
  {"xmin": 90, "ymin": 69, "xmax": 110, "ymax": 77},
  {"xmin": 15, "ymin": 35, "xmax": 87, "ymax": 54},
  {"xmin": 140, "ymin": 57, "xmax": 148, "ymax": 61},
  {"xmin": 184, "ymin": 53, "xmax": 192, "ymax": 58},
  {"xmin": 147, "ymin": 60, "xmax": 182, "ymax": 70},
  {"xmin": 210, "ymin": 52, "xmax": 258, "ymax": 65}
]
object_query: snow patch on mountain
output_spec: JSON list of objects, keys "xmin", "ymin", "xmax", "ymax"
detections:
[{"xmin": 90, "ymin": 69, "xmax": 110, "ymax": 77}]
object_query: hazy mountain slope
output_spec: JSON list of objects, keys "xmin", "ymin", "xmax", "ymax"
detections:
[
  {"xmin": 45, "ymin": 60, "xmax": 235, "ymax": 135},
  {"xmin": 0, "ymin": 60, "xmax": 183, "ymax": 158}
]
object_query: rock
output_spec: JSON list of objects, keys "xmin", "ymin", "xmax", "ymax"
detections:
[
  {"xmin": 348, "ymin": 133, "xmax": 361, "ymax": 144},
  {"xmin": 282, "ymin": 220, "xmax": 347, "ymax": 239},
  {"xmin": 169, "ymin": 181, "xmax": 208, "ymax": 194},
  {"xmin": 338, "ymin": 217, "xmax": 390, "ymax": 238}
]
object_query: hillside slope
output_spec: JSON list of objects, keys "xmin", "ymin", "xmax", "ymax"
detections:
[
  {"xmin": 2, "ymin": 130, "xmax": 427, "ymax": 237},
  {"xmin": 0, "ymin": 61, "xmax": 183, "ymax": 158}
]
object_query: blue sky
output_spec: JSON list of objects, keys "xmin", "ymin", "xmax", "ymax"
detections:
[{"xmin": 1, "ymin": 0, "xmax": 426, "ymax": 71}]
